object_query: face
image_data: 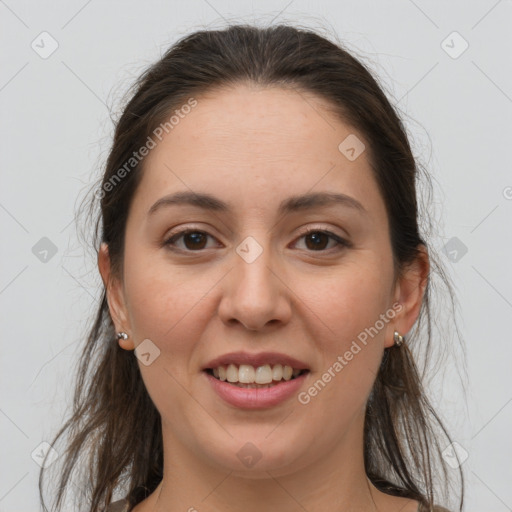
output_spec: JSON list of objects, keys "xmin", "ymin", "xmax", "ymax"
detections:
[{"xmin": 101, "ymin": 84, "xmax": 422, "ymax": 478}]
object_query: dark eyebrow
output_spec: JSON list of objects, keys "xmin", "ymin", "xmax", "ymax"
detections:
[
  {"xmin": 278, "ymin": 191, "xmax": 367, "ymax": 215},
  {"xmin": 147, "ymin": 191, "xmax": 367, "ymax": 216},
  {"xmin": 148, "ymin": 191, "xmax": 230, "ymax": 215}
]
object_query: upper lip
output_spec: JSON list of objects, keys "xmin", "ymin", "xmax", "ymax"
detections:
[{"xmin": 203, "ymin": 351, "xmax": 310, "ymax": 371}]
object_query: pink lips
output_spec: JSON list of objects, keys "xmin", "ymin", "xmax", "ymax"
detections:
[
  {"xmin": 203, "ymin": 351, "xmax": 310, "ymax": 371},
  {"xmin": 203, "ymin": 370, "xmax": 309, "ymax": 409}
]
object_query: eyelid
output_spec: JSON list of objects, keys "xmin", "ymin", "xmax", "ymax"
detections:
[
  {"xmin": 163, "ymin": 224, "xmax": 351, "ymax": 252},
  {"xmin": 292, "ymin": 225, "xmax": 352, "ymax": 250},
  {"xmin": 163, "ymin": 225, "xmax": 220, "ymax": 251}
]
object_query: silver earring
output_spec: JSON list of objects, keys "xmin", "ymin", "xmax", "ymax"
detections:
[
  {"xmin": 393, "ymin": 331, "xmax": 404, "ymax": 347},
  {"xmin": 116, "ymin": 332, "xmax": 128, "ymax": 340}
]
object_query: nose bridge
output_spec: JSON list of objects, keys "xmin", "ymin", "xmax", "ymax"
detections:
[
  {"xmin": 235, "ymin": 234, "xmax": 274, "ymax": 294},
  {"xmin": 217, "ymin": 232, "xmax": 290, "ymax": 330}
]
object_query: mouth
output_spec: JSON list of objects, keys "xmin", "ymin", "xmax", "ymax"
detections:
[
  {"xmin": 204, "ymin": 364, "xmax": 310, "ymax": 389},
  {"xmin": 203, "ymin": 364, "xmax": 310, "ymax": 409}
]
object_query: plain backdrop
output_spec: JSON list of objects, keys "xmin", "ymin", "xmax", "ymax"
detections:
[{"xmin": 1, "ymin": 1, "xmax": 511, "ymax": 510}]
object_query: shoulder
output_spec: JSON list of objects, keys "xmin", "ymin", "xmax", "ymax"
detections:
[{"xmin": 105, "ymin": 499, "xmax": 130, "ymax": 512}]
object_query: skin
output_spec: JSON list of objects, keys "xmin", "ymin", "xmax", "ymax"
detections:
[{"xmin": 98, "ymin": 84, "xmax": 428, "ymax": 512}]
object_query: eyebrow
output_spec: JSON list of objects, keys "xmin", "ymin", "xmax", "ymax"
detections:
[{"xmin": 147, "ymin": 190, "xmax": 367, "ymax": 217}]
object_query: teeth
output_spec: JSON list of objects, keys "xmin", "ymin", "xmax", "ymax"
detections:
[
  {"xmin": 226, "ymin": 364, "xmax": 238, "ymax": 383},
  {"xmin": 211, "ymin": 363, "xmax": 303, "ymax": 384},
  {"xmin": 239, "ymin": 364, "xmax": 255, "ymax": 383},
  {"xmin": 255, "ymin": 364, "xmax": 273, "ymax": 384},
  {"xmin": 272, "ymin": 364, "xmax": 283, "ymax": 381}
]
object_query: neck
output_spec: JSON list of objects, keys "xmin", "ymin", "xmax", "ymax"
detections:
[{"xmin": 136, "ymin": 412, "xmax": 388, "ymax": 512}]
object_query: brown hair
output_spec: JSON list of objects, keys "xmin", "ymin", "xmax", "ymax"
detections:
[{"xmin": 40, "ymin": 23, "xmax": 465, "ymax": 511}]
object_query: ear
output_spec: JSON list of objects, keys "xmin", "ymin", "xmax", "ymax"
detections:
[
  {"xmin": 97, "ymin": 242, "xmax": 134, "ymax": 350},
  {"xmin": 385, "ymin": 244, "xmax": 429, "ymax": 348}
]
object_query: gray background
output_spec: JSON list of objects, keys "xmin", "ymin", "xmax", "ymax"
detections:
[{"xmin": 1, "ymin": 0, "xmax": 511, "ymax": 510}]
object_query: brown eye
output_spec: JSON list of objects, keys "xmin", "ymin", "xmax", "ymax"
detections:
[
  {"xmin": 164, "ymin": 230, "xmax": 216, "ymax": 251},
  {"xmin": 182, "ymin": 232, "xmax": 208, "ymax": 250},
  {"xmin": 294, "ymin": 229, "xmax": 350, "ymax": 252},
  {"xmin": 304, "ymin": 231, "xmax": 330, "ymax": 251}
]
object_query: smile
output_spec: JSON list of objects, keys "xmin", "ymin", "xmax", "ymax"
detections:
[
  {"xmin": 203, "ymin": 367, "xmax": 310, "ymax": 409},
  {"xmin": 206, "ymin": 363, "xmax": 307, "ymax": 387}
]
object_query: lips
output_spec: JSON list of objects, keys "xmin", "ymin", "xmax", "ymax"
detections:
[
  {"xmin": 202, "ymin": 351, "xmax": 310, "ymax": 371},
  {"xmin": 202, "ymin": 352, "xmax": 311, "ymax": 409},
  {"xmin": 204, "ymin": 370, "xmax": 309, "ymax": 409}
]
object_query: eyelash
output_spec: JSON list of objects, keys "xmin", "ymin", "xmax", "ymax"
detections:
[{"xmin": 163, "ymin": 227, "xmax": 351, "ymax": 254}]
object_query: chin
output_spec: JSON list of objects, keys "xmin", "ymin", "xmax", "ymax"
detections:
[{"xmin": 201, "ymin": 433, "xmax": 309, "ymax": 477}]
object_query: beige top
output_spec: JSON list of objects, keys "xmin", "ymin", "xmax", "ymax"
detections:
[{"xmin": 106, "ymin": 499, "xmax": 452, "ymax": 512}]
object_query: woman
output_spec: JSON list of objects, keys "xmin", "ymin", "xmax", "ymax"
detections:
[{"xmin": 40, "ymin": 24, "xmax": 464, "ymax": 512}]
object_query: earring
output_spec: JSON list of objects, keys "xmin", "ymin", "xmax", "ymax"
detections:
[
  {"xmin": 116, "ymin": 332, "xmax": 128, "ymax": 340},
  {"xmin": 393, "ymin": 331, "xmax": 404, "ymax": 347}
]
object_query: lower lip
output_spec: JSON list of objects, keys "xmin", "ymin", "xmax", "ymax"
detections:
[{"xmin": 204, "ymin": 371, "xmax": 309, "ymax": 409}]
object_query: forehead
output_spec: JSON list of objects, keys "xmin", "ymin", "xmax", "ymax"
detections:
[
  {"xmin": 160, "ymin": 84, "xmax": 356, "ymax": 164},
  {"xmin": 130, "ymin": 84, "xmax": 385, "ymax": 223}
]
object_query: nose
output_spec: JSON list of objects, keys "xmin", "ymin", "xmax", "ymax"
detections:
[{"xmin": 217, "ymin": 241, "xmax": 292, "ymax": 331}]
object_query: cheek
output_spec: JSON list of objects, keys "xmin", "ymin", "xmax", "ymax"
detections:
[
  {"xmin": 309, "ymin": 263, "xmax": 392, "ymax": 341},
  {"xmin": 121, "ymin": 257, "xmax": 216, "ymax": 412},
  {"xmin": 302, "ymin": 261, "xmax": 393, "ymax": 399},
  {"xmin": 122, "ymin": 252, "xmax": 220, "ymax": 358}
]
